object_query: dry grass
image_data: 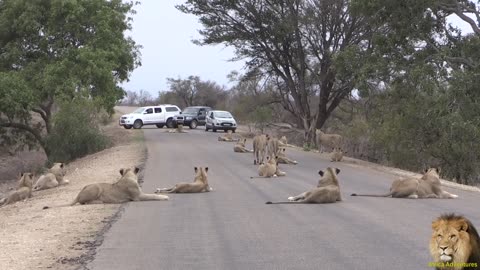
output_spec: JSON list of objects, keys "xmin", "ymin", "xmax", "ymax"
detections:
[{"xmin": 0, "ymin": 107, "xmax": 146, "ymax": 270}]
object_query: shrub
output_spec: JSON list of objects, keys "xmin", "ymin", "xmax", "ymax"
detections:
[{"xmin": 45, "ymin": 98, "xmax": 110, "ymax": 162}]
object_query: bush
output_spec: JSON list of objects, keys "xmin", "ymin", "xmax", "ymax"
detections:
[{"xmin": 45, "ymin": 98, "xmax": 110, "ymax": 162}]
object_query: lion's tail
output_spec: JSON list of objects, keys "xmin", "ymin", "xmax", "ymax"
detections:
[
  {"xmin": 42, "ymin": 197, "xmax": 78, "ymax": 210},
  {"xmin": 265, "ymin": 201, "xmax": 302, "ymax": 204},
  {"xmin": 350, "ymin": 192, "xmax": 392, "ymax": 197}
]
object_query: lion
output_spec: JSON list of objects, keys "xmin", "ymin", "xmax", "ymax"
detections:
[
  {"xmin": 267, "ymin": 136, "xmax": 280, "ymax": 158},
  {"xmin": 253, "ymin": 134, "xmax": 269, "ymax": 165},
  {"xmin": 316, "ymin": 129, "xmax": 343, "ymax": 153},
  {"xmin": 279, "ymin": 135, "xmax": 288, "ymax": 146},
  {"xmin": 218, "ymin": 130, "xmax": 238, "ymax": 141},
  {"xmin": 166, "ymin": 125, "xmax": 187, "ymax": 133},
  {"xmin": 351, "ymin": 168, "xmax": 458, "ymax": 199},
  {"xmin": 234, "ymin": 138, "xmax": 253, "ymax": 153},
  {"xmin": 0, "ymin": 173, "xmax": 34, "ymax": 207},
  {"xmin": 266, "ymin": 167, "xmax": 342, "ymax": 204},
  {"xmin": 330, "ymin": 148, "xmax": 346, "ymax": 162},
  {"xmin": 250, "ymin": 156, "xmax": 278, "ymax": 178},
  {"xmin": 33, "ymin": 163, "xmax": 68, "ymax": 191},
  {"xmin": 430, "ymin": 213, "xmax": 480, "ymax": 270},
  {"xmin": 43, "ymin": 167, "xmax": 168, "ymax": 209},
  {"xmin": 276, "ymin": 147, "xmax": 298, "ymax": 165},
  {"xmin": 155, "ymin": 167, "xmax": 212, "ymax": 193}
]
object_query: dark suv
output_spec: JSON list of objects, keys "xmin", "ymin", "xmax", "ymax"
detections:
[{"xmin": 173, "ymin": 106, "xmax": 211, "ymax": 129}]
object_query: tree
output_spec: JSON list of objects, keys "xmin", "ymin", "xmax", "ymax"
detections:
[
  {"xmin": 352, "ymin": 0, "xmax": 480, "ymax": 184},
  {"xmin": 178, "ymin": 0, "xmax": 376, "ymax": 143},
  {"xmin": 0, "ymin": 0, "xmax": 141, "ymax": 158},
  {"xmin": 165, "ymin": 76, "xmax": 227, "ymax": 109}
]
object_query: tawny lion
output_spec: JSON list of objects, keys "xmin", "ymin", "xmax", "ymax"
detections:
[
  {"xmin": 155, "ymin": 167, "xmax": 211, "ymax": 193},
  {"xmin": 43, "ymin": 167, "xmax": 168, "ymax": 208},
  {"xmin": 33, "ymin": 163, "xmax": 68, "ymax": 191},
  {"xmin": 266, "ymin": 167, "xmax": 342, "ymax": 204},
  {"xmin": 0, "ymin": 172, "xmax": 34, "ymax": 207},
  {"xmin": 234, "ymin": 138, "xmax": 253, "ymax": 153},
  {"xmin": 430, "ymin": 213, "xmax": 480, "ymax": 270},
  {"xmin": 351, "ymin": 168, "xmax": 458, "ymax": 199}
]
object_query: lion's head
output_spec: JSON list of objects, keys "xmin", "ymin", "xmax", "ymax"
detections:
[{"xmin": 430, "ymin": 214, "xmax": 480, "ymax": 266}]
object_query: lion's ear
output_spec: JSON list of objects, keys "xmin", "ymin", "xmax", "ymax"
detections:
[
  {"xmin": 456, "ymin": 219, "xmax": 469, "ymax": 232},
  {"xmin": 436, "ymin": 167, "xmax": 441, "ymax": 174},
  {"xmin": 60, "ymin": 163, "xmax": 64, "ymax": 168},
  {"xmin": 20, "ymin": 172, "xmax": 24, "ymax": 177},
  {"xmin": 335, "ymin": 168, "xmax": 341, "ymax": 174},
  {"xmin": 318, "ymin": 170, "xmax": 324, "ymax": 176},
  {"xmin": 119, "ymin": 169, "xmax": 125, "ymax": 176},
  {"xmin": 283, "ymin": 148, "xmax": 286, "ymax": 152},
  {"xmin": 134, "ymin": 167, "xmax": 140, "ymax": 174},
  {"xmin": 432, "ymin": 220, "xmax": 441, "ymax": 231},
  {"xmin": 194, "ymin": 167, "xmax": 198, "ymax": 173},
  {"xmin": 205, "ymin": 167, "xmax": 209, "ymax": 172}
]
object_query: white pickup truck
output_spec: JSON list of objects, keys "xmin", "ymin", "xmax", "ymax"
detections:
[{"xmin": 119, "ymin": 105, "xmax": 181, "ymax": 129}]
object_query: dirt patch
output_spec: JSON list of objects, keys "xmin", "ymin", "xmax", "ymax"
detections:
[{"xmin": 0, "ymin": 108, "xmax": 146, "ymax": 270}]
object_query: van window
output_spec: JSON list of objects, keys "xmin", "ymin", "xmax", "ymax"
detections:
[
  {"xmin": 166, "ymin": 107, "xmax": 178, "ymax": 112},
  {"xmin": 154, "ymin": 108, "xmax": 162, "ymax": 113},
  {"xmin": 145, "ymin": 108, "xmax": 153, "ymax": 114}
]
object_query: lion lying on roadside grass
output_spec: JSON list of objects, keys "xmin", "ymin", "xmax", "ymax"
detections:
[
  {"xmin": 266, "ymin": 167, "xmax": 341, "ymax": 204},
  {"xmin": 430, "ymin": 213, "xmax": 480, "ymax": 270},
  {"xmin": 351, "ymin": 168, "xmax": 458, "ymax": 199},
  {"xmin": 34, "ymin": 163, "xmax": 68, "ymax": 191},
  {"xmin": 43, "ymin": 167, "xmax": 168, "ymax": 209},
  {"xmin": 0, "ymin": 173, "xmax": 34, "ymax": 207},
  {"xmin": 155, "ymin": 167, "xmax": 212, "ymax": 193}
]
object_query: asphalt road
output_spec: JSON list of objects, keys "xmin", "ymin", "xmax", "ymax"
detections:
[{"xmin": 88, "ymin": 127, "xmax": 480, "ymax": 270}]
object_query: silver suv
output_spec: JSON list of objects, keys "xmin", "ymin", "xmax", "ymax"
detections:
[{"xmin": 119, "ymin": 104, "xmax": 181, "ymax": 129}]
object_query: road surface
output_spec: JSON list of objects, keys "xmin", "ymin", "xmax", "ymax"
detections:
[{"xmin": 88, "ymin": 127, "xmax": 480, "ymax": 270}]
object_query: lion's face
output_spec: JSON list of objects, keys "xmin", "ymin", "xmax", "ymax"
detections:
[{"xmin": 430, "ymin": 217, "xmax": 471, "ymax": 263}]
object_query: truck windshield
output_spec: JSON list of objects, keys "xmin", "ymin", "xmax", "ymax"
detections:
[
  {"xmin": 182, "ymin": 108, "xmax": 199, "ymax": 114},
  {"xmin": 132, "ymin": 108, "xmax": 144, "ymax": 114}
]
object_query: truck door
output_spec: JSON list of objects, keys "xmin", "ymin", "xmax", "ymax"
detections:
[
  {"xmin": 154, "ymin": 107, "xmax": 165, "ymax": 123},
  {"xmin": 143, "ymin": 108, "xmax": 155, "ymax": 124}
]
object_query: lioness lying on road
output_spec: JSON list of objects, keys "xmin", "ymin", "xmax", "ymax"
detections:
[
  {"xmin": 276, "ymin": 147, "xmax": 298, "ymax": 165},
  {"xmin": 234, "ymin": 138, "xmax": 253, "ymax": 153},
  {"xmin": 0, "ymin": 172, "xmax": 34, "ymax": 207},
  {"xmin": 43, "ymin": 167, "xmax": 168, "ymax": 209},
  {"xmin": 250, "ymin": 156, "xmax": 286, "ymax": 178},
  {"xmin": 218, "ymin": 130, "xmax": 238, "ymax": 142},
  {"xmin": 155, "ymin": 167, "xmax": 211, "ymax": 193},
  {"xmin": 266, "ymin": 167, "xmax": 342, "ymax": 204},
  {"xmin": 351, "ymin": 168, "xmax": 458, "ymax": 199},
  {"xmin": 34, "ymin": 163, "xmax": 68, "ymax": 191}
]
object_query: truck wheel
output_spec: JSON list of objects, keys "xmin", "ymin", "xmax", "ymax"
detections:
[
  {"xmin": 133, "ymin": 120, "xmax": 143, "ymax": 129},
  {"xmin": 123, "ymin": 125, "xmax": 132, "ymax": 129},
  {"xmin": 156, "ymin": 124, "xmax": 164, "ymax": 128},
  {"xmin": 205, "ymin": 126, "xmax": 209, "ymax": 131},
  {"xmin": 189, "ymin": 120, "xmax": 198, "ymax": 129},
  {"xmin": 166, "ymin": 118, "xmax": 174, "ymax": 128},
  {"xmin": 232, "ymin": 129, "xmax": 236, "ymax": 133},
  {"xmin": 213, "ymin": 128, "xmax": 217, "ymax": 132}
]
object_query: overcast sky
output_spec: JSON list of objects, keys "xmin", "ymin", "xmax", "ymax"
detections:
[
  {"xmin": 121, "ymin": 0, "xmax": 245, "ymax": 96},
  {"xmin": 121, "ymin": 1, "xmax": 475, "ymax": 96}
]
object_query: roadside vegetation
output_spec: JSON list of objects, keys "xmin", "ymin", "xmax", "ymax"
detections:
[{"xmin": 1, "ymin": 0, "xmax": 480, "ymax": 185}]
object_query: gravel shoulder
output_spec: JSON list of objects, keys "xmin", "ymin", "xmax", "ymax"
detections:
[{"xmin": 0, "ymin": 109, "xmax": 145, "ymax": 270}]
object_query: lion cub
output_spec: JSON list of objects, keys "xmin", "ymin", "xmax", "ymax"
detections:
[
  {"xmin": 330, "ymin": 148, "xmax": 346, "ymax": 162},
  {"xmin": 234, "ymin": 138, "xmax": 253, "ymax": 153},
  {"xmin": 266, "ymin": 167, "xmax": 342, "ymax": 204},
  {"xmin": 34, "ymin": 163, "xmax": 68, "ymax": 191},
  {"xmin": 276, "ymin": 147, "xmax": 298, "ymax": 165},
  {"xmin": 0, "ymin": 173, "xmax": 34, "ymax": 206},
  {"xmin": 155, "ymin": 167, "xmax": 211, "ymax": 193}
]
